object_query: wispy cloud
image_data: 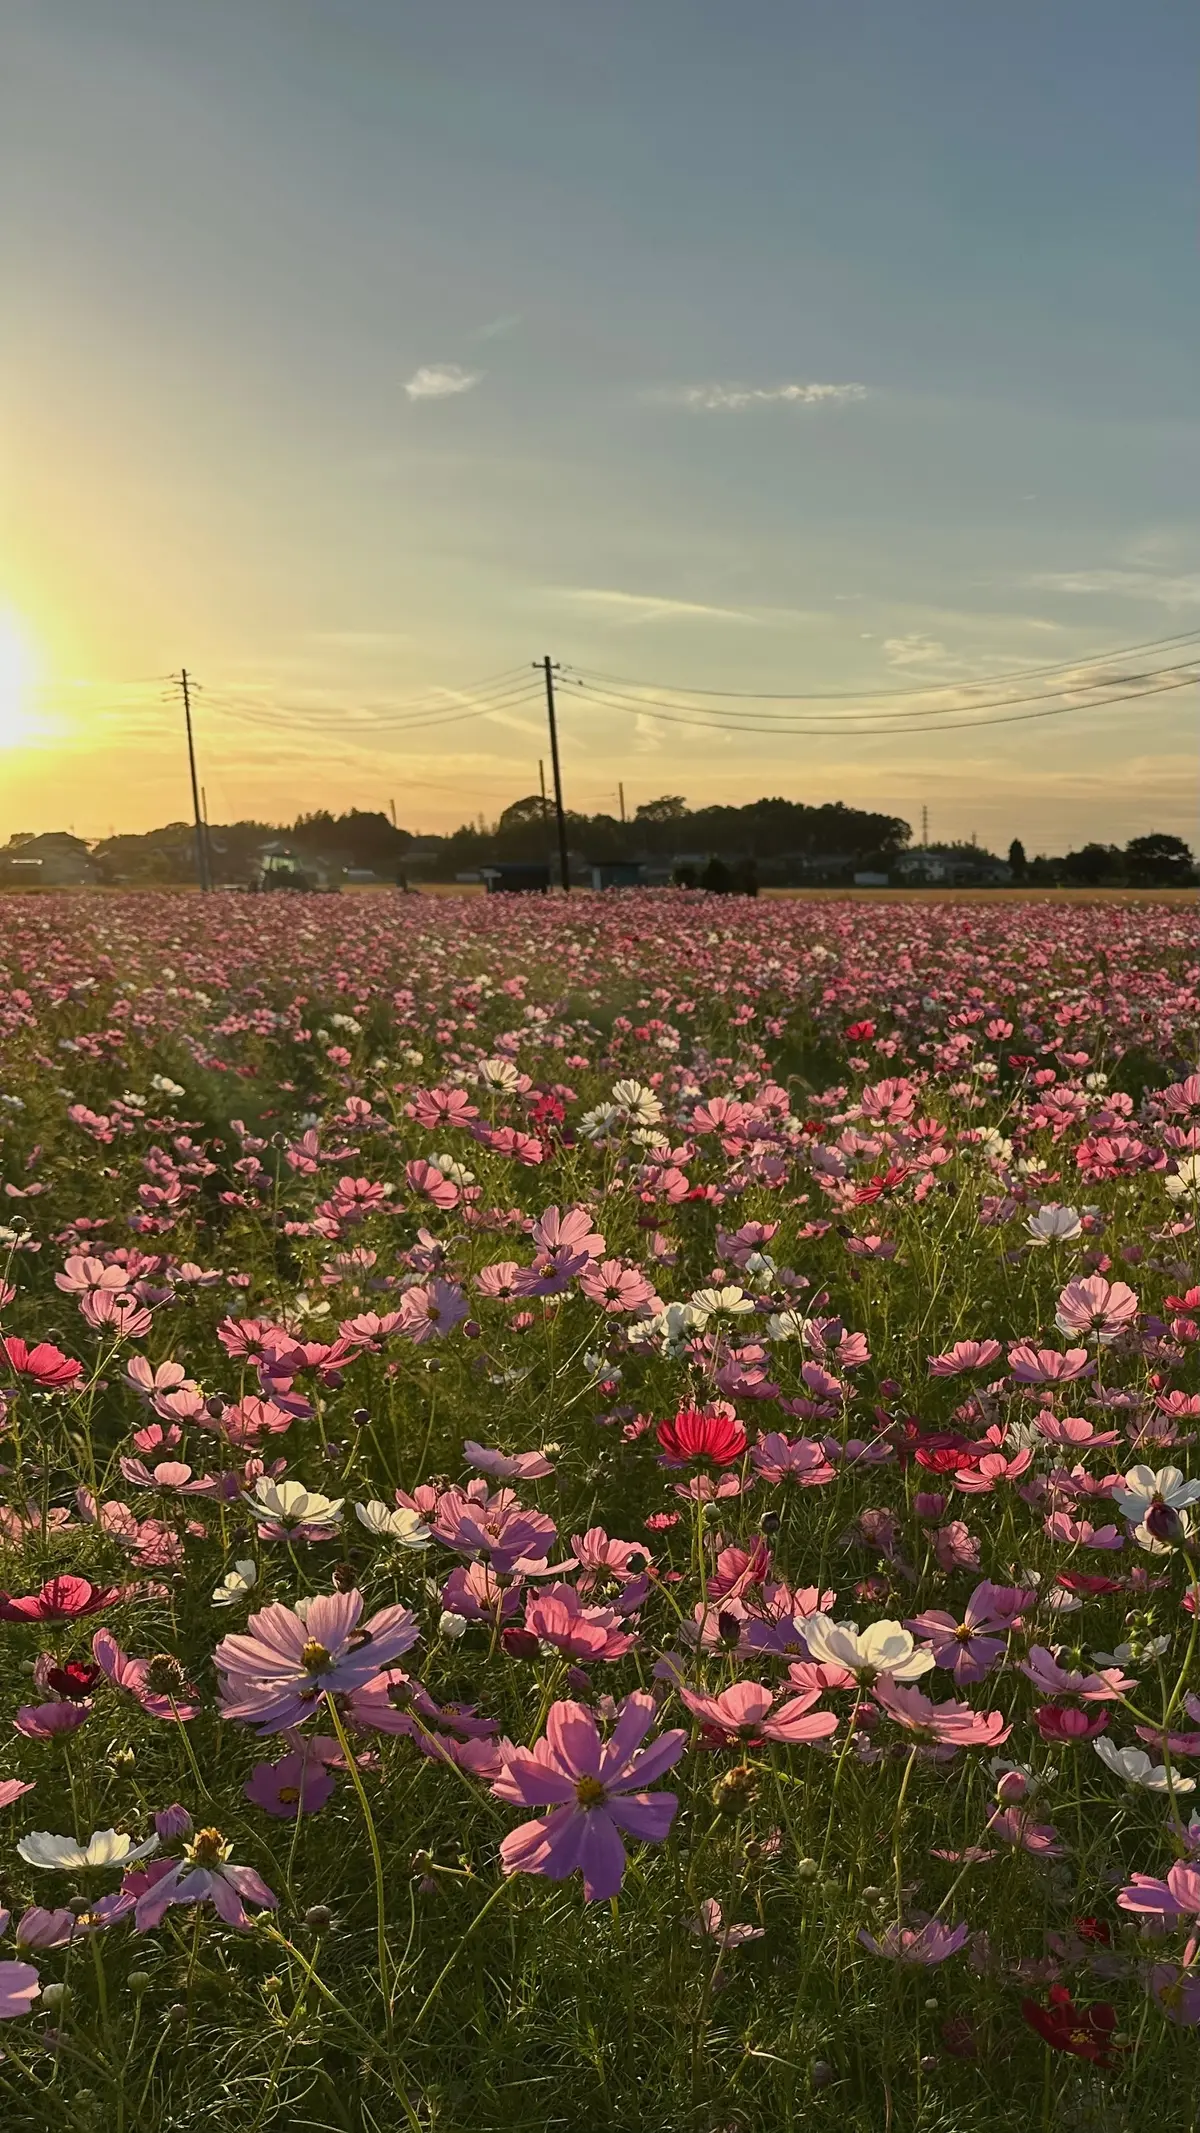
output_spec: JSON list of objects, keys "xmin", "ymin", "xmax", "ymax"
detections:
[
  {"xmin": 404, "ymin": 364, "xmax": 482, "ymax": 401},
  {"xmin": 550, "ymin": 587, "xmax": 757, "ymax": 625},
  {"xmin": 474, "ymin": 313, "xmax": 521, "ymax": 342},
  {"xmin": 1029, "ymin": 568, "xmax": 1200, "ymax": 609},
  {"xmin": 668, "ymin": 381, "xmax": 868, "ymax": 412}
]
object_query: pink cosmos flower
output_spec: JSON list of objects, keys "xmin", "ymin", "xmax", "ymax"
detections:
[
  {"xmin": 0, "ymin": 1576, "xmax": 119, "ymax": 1623},
  {"xmin": 749, "ymin": 1434, "xmax": 837, "ymax": 1487},
  {"xmin": 1148, "ymin": 1961, "xmax": 1200, "ymax": 2026},
  {"xmin": 522, "ymin": 1585, "xmax": 637, "ymax": 1663},
  {"xmin": 570, "ymin": 1527, "xmax": 651, "ymax": 1588},
  {"xmin": 859, "ymin": 1919, "xmax": 969, "ymax": 1963},
  {"xmin": 397, "ymin": 1281, "xmax": 469, "ymax": 1342},
  {"xmin": 531, "ymin": 1206, "xmax": 605, "ymax": 1260},
  {"xmin": 0, "ymin": 1961, "xmax": 39, "ymax": 2019},
  {"xmin": 1055, "ymin": 1276, "xmax": 1139, "ymax": 1346},
  {"xmin": 872, "ymin": 1677, "xmax": 1010, "ymax": 1752},
  {"xmin": 1117, "ymin": 1861, "xmax": 1200, "ymax": 1921},
  {"xmin": 1044, "ymin": 1512, "xmax": 1124, "ymax": 1551},
  {"xmin": 1020, "ymin": 1646, "xmax": 1134, "ymax": 1702},
  {"xmin": 678, "ymin": 1679, "xmax": 837, "ymax": 1747},
  {"xmin": 215, "ymin": 1590, "xmax": 419, "ymax": 1733},
  {"xmin": 0, "ymin": 1779, "xmax": 34, "ymax": 1809},
  {"xmin": 14, "ymin": 1701, "xmax": 90, "ymax": 1740},
  {"xmin": 927, "ymin": 1340, "xmax": 1003, "ymax": 1378},
  {"xmin": 133, "ymin": 1827, "xmax": 277, "ymax": 1931},
  {"xmin": 463, "ymin": 1441, "xmax": 555, "ymax": 1482},
  {"xmin": 92, "ymin": 1631, "xmax": 200, "ymax": 1722},
  {"xmin": 991, "ymin": 1807, "xmax": 1067, "ymax": 1856},
  {"xmin": 1034, "ymin": 1705, "xmax": 1109, "ymax": 1743},
  {"xmin": 432, "ymin": 1484, "xmax": 558, "ymax": 1574},
  {"xmin": 1007, "ymin": 1345, "xmax": 1093, "ymax": 1386},
  {"xmin": 577, "ymin": 1260, "xmax": 657, "ymax": 1314},
  {"xmin": 0, "ymin": 1337, "xmax": 83, "ymax": 1391},
  {"xmin": 691, "ymin": 1898, "xmax": 765, "ymax": 1949},
  {"xmin": 55, "ymin": 1255, "xmax": 131, "ymax": 1299},
  {"xmin": 244, "ymin": 1738, "xmax": 340, "ymax": 1818},
  {"xmin": 492, "ymin": 1693, "xmax": 686, "ymax": 1902}
]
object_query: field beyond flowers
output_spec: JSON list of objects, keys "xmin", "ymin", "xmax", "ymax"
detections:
[{"xmin": 0, "ymin": 888, "xmax": 1198, "ymax": 2133}]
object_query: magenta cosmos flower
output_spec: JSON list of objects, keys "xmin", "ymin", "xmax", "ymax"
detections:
[
  {"xmin": 492, "ymin": 1693, "xmax": 686, "ymax": 1901},
  {"xmin": 215, "ymin": 1590, "xmax": 419, "ymax": 1732}
]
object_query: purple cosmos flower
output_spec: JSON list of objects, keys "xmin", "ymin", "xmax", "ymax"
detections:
[
  {"xmin": 905, "ymin": 1582, "xmax": 1035, "ymax": 1685},
  {"xmin": 133, "ymin": 1827, "xmax": 277, "ymax": 1931},
  {"xmin": 492, "ymin": 1692, "xmax": 686, "ymax": 1902},
  {"xmin": 215, "ymin": 1590, "xmax": 419, "ymax": 1733}
]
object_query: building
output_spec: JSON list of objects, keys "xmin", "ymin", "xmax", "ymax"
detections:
[
  {"xmin": 0, "ymin": 832, "xmax": 99, "ymax": 886},
  {"xmin": 588, "ymin": 860, "xmax": 645, "ymax": 890},
  {"xmin": 481, "ymin": 862, "xmax": 551, "ymax": 894}
]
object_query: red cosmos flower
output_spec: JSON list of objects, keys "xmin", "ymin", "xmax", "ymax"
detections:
[
  {"xmin": 1056, "ymin": 1570, "xmax": 1124, "ymax": 1598},
  {"xmin": 42, "ymin": 1662, "xmax": 101, "ymax": 1703},
  {"xmin": 656, "ymin": 1407, "xmax": 748, "ymax": 1469},
  {"xmin": 0, "ymin": 1575, "xmax": 120, "ymax": 1623},
  {"xmin": 845, "ymin": 1020, "xmax": 876, "ymax": 1042},
  {"xmin": 0, "ymin": 1337, "xmax": 83, "ymax": 1391},
  {"xmin": 1020, "ymin": 1986, "xmax": 1120, "ymax": 2067},
  {"xmin": 1034, "ymin": 1704, "xmax": 1109, "ymax": 1744}
]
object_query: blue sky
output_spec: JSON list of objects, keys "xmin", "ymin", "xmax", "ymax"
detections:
[{"xmin": 4, "ymin": 0, "xmax": 1198, "ymax": 846}]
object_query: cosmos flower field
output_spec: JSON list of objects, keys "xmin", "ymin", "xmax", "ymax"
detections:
[{"xmin": 0, "ymin": 887, "xmax": 1197, "ymax": 2133}]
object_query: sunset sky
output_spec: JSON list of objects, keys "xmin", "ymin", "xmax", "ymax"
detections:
[{"xmin": 4, "ymin": 0, "xmax": 1198, "ymax": 851}]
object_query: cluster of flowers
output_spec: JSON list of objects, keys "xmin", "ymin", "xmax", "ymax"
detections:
[{"xmin": 0, "ymin": 889, "xmax": 1194, "ymax": 2102}]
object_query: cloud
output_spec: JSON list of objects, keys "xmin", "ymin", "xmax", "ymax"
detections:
[
  {"xmin": 474, "ymin": 313, "xmax": 521, "ymax": 341},
  {"xmin": 670, "ymin": 381, "xmax": 868, "ymax": 412},
  {"xmin": 1029, "ymin": 569, "xmax": 1200, "ymax": 608},
  {"xmin": 404, "ymin": 364, "xmax": 482, "ymax": 401},
  {"xmin": 550, "ymin": 587, "xmax": 758, "ymax": 625}
]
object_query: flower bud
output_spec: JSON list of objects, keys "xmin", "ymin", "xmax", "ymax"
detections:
[
  {"xmin": 127, "ymin": 1972, "xmax": 151, "ymax": 1997},
  {"xmin": 303, "ymin": 1905, "xmax": 333, "ymax": 1931},
  {"xmin": 42, "ymin": 1982, "xmax": 70, "ymax": 2010},
  {"xmin": 155, "ymin": 1803, "xmax": 193, "ymax": 1841}
]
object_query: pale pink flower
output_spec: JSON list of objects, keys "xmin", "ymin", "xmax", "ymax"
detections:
[
  {"xmin": 1055, "ymin": 1276, "xmax": 1139, "ymax": 1346},
  {"xmin": 679, "ymin": 1679, "xmax": 837, "ymax": 1746}
]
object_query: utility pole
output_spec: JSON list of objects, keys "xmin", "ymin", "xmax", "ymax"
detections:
[
  {"xmin": 921, "ymin": 804, "xmax": 928, "ymax": 848},
  {"xmin": 180, "ymin": 669, "xmax": 209, "ymax": 892},
  {"xmin": 619, "ymin": 781, "xmax": 626, "ymax": 824},
  {"xmin": 538, "ymin": 654, "xmax": 570, "ymax": 894},
  {"xmin": 389, "ymin": 797, "xmax": 397, "ymax": 828},
  {"xmin": 201, "ymin": 785, "xmax": 214, "ymax": 889},
  {"xmin": 538, "ymin": 758, "xmax": 548, "ymax": 817}
]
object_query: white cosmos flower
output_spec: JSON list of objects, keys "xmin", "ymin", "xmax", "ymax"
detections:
[
  {"xmin": 438, "ymin": 1610, "xmax": 468, "ymax": 1641},
  {"xmin": 212, "ymin": 1559, "xmax": 258, "ymax": 1607},
  {"xmin": 1166, "ymin": 1156, "xmax": 1200, "ymax": 1202},
  {"xmin": 1093, "ymin": 1738, "xmax": 1195, "ymax": 1795},
  {"xmin": 18, "ymin": 1828, "xmax": 160, "ymax": 1871},
  {"xmin": 687, "ymin": 1285, "xmax": 755, "ymax": 1328},
  {"xmin": 1110, "ymin": 1465, "xmax": 1200, "ymax": 1525},
  {"xmin": 1091, "ymin": 1636, "xmax": 1171, "ymax": 1668},
  {"xmin": 1026, "ymin": 1204, "xmax": 1083, "ymax": 1244},
  {"xmin": 244, "ymin": 1477, "xmax": 344, "ymax": 1529},
  {"xmin": 802, "ymin": 1616, "xmax": 936, "ymax": 1682},
  {"xmin": 610, "ymin": 1079, "xmax": 663, "ymax": 1126},
  {"xmin": 354, "ymin": 1501, "xmax": 431, "ymax": 1547},
  {"xmin": 766, "ymin": 1309, "xmax": 813, "ymax": 1343},
  {"xmin": 477, "ymin": 1056, "xmax": 525, "ymax": 1092},
  {"xmin": 578, "ymin": 1104, "xmax": 620, "ymax": 1142}
]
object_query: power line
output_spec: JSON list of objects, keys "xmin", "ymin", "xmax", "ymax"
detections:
[
  {"xmin": 562, "ymin": 655, "xmax": 1200, "ymax": 728},
  {"xmin": 195, "ymin": 664, "xmax": 531, "ymax": 720},
  {"xmin": 566, "ymin": 667, "xmax": 1200, "ymax": 739},
  {"xmin": 564, "ymin": 622, "xmax": 1200, "ymax": 702}
]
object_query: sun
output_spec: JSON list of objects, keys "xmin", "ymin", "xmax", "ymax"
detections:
[{"xmin": 0, "ymin": 611, "xmax": 39, "ymax": 747}]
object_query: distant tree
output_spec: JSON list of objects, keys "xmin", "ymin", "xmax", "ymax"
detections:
[
  {"xmin": 1008, "ymin": 838, "xmax": 1027, "ymax": 883},
  {"xmin": 635, "ymin": 796, "xmax": 688, "ymax": 822},
  {"xmin": 1124, "ymin": 832, "xmax": 1194, "ymax": 887},
  {"xmin": 498, "ymin": 796, "xmax": 550, "ymax": 830},
  {"xmin": 1062, "ymin": 843, "xmax": 1125, "ymax": 887}
]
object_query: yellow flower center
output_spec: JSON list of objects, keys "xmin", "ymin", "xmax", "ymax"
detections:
[
  {"xmin": 302, "ymin": 1640, "xmax": 333, "ymax": 1672},
  {"xmin": 188, "ymin": 1827, "xmax": 228, "ymax": 1865},
  {"xmin": 574, "ymin": 1775, "xmax": 606, "ymax": 1807}
]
